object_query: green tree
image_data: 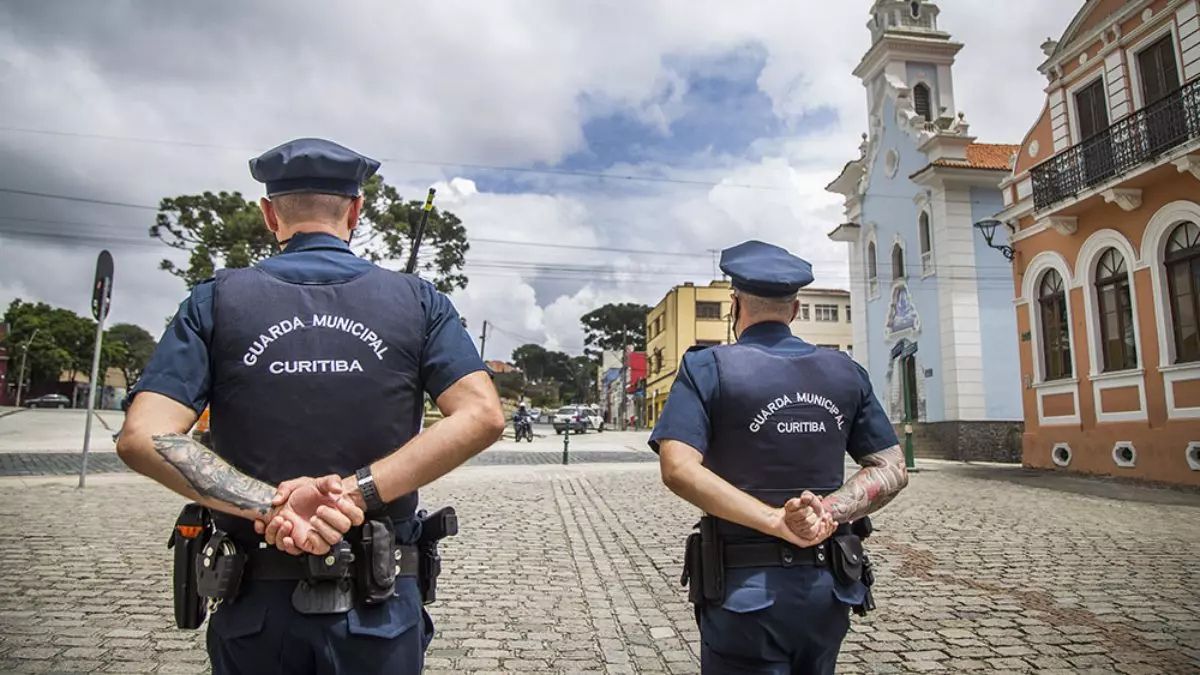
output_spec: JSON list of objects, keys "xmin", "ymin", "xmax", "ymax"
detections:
[
  {"xmin": 151, "ymin": 191, "xmax": 275, "ymax": 290},
  {"xmin": 150, "ymin": 175, "xmax": 470, "ymax": 292},
  {"xmin": 2, "ymin": 300, "xmax": 120, "ymax": 390},
  {"xmin": 511, "ymin": 344, "xmax": 552, "ymax": 384},
  {"xmin": 356, "ymin": 176, "xmax": 469, "ymax": 293},
  {"xmin": 106, "ymin": 323, "xmax": 157, "ymax": 387},
  {"xmin": 580, "ymin": 303, "xmax": 650, "ymax": 359}
]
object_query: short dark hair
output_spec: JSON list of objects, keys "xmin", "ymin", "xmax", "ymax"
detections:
[{"xmin": 271, "ymin": 192, "xmax": 353, "ymax": 224}]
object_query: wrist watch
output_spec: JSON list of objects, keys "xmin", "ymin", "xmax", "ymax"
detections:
[{"xmin": 354, "ymin": 467, "xmax": 386, "ymax": 514}]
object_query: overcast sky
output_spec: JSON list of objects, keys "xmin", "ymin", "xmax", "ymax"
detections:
[{"xmin": 0, "ymin": 1, "xmax": 1081, "ymax": 360}]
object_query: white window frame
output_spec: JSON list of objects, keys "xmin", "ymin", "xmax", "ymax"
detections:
[
  {"xmin": 918, "ymin": 210, "xmax": 935, "ymax": 277},
  {"xmin": 1023, "ymin": 251, "xmax": 1078, "ymax": 386},
  {"xmin": 814, "ymin": 304, "xmax": 840, "ymax": 323},
  {"xmin": 1066, "ymin": 72, "xmax": 1109, "ymax": 146},
  {"xmin": 1126, "ymin": 20, "xmax": 1185, "ymax": 112},
  {"xmin": 1074, "ymin": 229, "xmax": 1145, "ymax": 378},
  {"xmin": 1142, "ymin": 200, "xmax": 1200, "ymax": 369},
  {"xmin": 891, "ymin": 237, "xmax": 908, "ymax": 281},
  {"xmin": 865, "ymin": 231, "xmax": 881, "ymax": 300}
]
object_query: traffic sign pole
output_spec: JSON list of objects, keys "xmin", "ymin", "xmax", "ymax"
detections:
[
  {"xmin": 80, "ymin": 250, "xmax": 114, "ymax": 489},
  {"xmin": 79, "ymin": 276, "xmax": 109, "ymax": 488}
]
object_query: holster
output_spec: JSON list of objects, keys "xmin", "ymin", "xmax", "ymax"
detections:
[
  {"xmin": 416, "ymin": 506, "xmax": 459, "ymax": 605},
  {"xmin": 167, "ymin": 503, "xmax": 210, "ymax": 629},
  {"xmin": 680, "ymin": 517, "xmax": 724, "ymax": 606}
]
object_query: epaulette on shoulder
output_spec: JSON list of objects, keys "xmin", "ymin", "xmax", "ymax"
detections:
[{"xmin": 686, "ymin": 344, "xmax": 712, "ymax": 354}]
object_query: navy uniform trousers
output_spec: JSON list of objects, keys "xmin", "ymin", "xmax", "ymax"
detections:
[
  {"xmin": 699, "ymin": 565, "xmax": 863, "ymax": 674},
  {"xmin": 207, "ymin": 576, "xmax": 431, "ymax": 675}
]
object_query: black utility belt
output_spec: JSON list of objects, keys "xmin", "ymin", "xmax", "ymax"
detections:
[
  {"xmin": 170, "ymin": 504, "xmax": 459, "ymax": 629},
  {"xmin": 682, "ymin": 516, "xmax": 877, "ymax": 617},
  {"xmin": 723, "ymin": 540, "xmax": 829, "ymax": 569},
  {"xmin": 247, "ymin": 543, "xmax": 420, "ymax": 581}
]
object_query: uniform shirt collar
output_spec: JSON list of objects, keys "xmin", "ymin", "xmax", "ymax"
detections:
[
  {"xmin": 737, "ymin": 321, "xmax": 794, "ymax": 346},
  {"xmin": 282, "ymin": 231, "xmax": 352, "ymax": 254}
]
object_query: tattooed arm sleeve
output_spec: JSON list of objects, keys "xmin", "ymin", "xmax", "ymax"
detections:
[
  {"xmin": 116, "ymin": 391, "xmax": 275, "ymax": 521},
  {"xmin": 823, "ymin": 445, "xmax": 909, "ymax": 523},
  {"xmin": 152, "ymin": 433, "xmax": 275, "ymax": 517}
]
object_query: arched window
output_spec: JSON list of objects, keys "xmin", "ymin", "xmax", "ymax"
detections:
[
  {"xmin": 913, "ymin": 83, "xmax": 933, "ymax": 122},
  {"xmin": 1166, "ymin": 221, "xmax": 1200, "ymax": 363},
  {"xmin": 910, "ymin": 1, "xmax": 921, "ymax": 19},
  {"xmin": 1094, "ymin": 248, "xmax": 1137, "ymax": 371},
  {"xmin": 892, "ymin": 243, "xmax": 906, "ymax": 280},
  {"xmin": 1039, "ymin": 269, "xmax": 1073, "ymax": 380},
  {"xmin": 918, "ymin": 212, "xmax": 933, "ymax": 274},
  {"xmin": 867, "ymin": 241, "xmax": 879, "ymax": 295}
]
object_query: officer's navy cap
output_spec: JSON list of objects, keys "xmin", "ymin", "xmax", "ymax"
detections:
[
  {"xmin": 720, "ymin": 240, "xmax": 814, "ymax": 297},
  {"xmin": 249, "ymin": 138, "xmax": 381, "ymax": 197}
]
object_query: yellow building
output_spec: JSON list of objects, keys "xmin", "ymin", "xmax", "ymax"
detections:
[
  {"xmin": 790, "ymin": 288, "xmax": 854, "ymax": 355},
  {"xmin": 645, "ymin": 281, "xmax": 735, "ymax": 426},
  {"xmin": 643, "ymin": 281, "xmax": 853, "ymax": 426}
]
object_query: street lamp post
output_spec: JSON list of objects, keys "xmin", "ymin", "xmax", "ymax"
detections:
[
  {"xmin": 973, "ymin": 219, "xmax": 1015, "ymax": 261},
  {"xmin": 14, "ymin": 327, "xmax": 41, "ymax": 407}
]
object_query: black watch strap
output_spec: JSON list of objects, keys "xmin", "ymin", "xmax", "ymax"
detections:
[{"xmin": 355, "ymin": 467, "xmax": 386, "ymax": 514}]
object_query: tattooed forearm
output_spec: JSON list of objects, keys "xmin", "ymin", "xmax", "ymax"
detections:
[
  {"xmin": 152, "ymin": 433, "xmax": 275, "ymax": 516},
  {"xmin": 823, "ymin": 445, "xmax": 908, "ymax": 523}
]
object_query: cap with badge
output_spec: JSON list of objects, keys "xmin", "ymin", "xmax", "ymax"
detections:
[
  {"xmin": 249, "ymin": 138, "xmax": 381, "ymax": 197},
  {"xmin": 719, "ymin": 240, "xmax": 814, "ymax": 297}
]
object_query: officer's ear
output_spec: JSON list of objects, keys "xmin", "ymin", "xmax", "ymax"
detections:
[
  {"xmin": 790, "ymin": 299, "xmax": 800, "ymax": 323},
  {"xmin": 346, "ymin": 195, "xmax": 364, "ymax": 232},
  {"xmin": 259, "ymin": 198, "xmax": 281, "ymax": 235}
]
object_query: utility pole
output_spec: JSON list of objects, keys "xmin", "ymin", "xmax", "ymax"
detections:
[
  {"xmin": 478, "ymin": 320, "xmax": 489, "ymax": 361},
  {"xmin": 14, "ymin": 327, "xmax": 40, "ymax": 407},
  {"xmin": 707, "ymin": 248, "xmax": 720, "ymax": 280}
]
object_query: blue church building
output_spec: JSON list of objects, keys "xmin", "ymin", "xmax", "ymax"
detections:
[{"xmin": 826, "ymin": 0, "xmax": 1024, "ymax": 460}]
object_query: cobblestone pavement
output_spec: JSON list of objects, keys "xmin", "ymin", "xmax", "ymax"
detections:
[
  {"xmin": 0, "ymin": 462, "xmax": 1198, "ymax": 674},
  {"xmin": 0, "ymin": 449, "xmax": 656, "ymax": 476}
]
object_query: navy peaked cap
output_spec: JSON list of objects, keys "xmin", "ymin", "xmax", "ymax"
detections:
[
  {"xmin": 249, "ymin": 138, "xmax": 380, "ymax": 197},
  {"xmin": 719, "ymin": 240, "xmax": 814, "ymax": 297}
]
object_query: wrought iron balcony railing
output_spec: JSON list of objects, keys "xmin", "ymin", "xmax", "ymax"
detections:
[{"xmin": 1031, "ymin": 76, "xmax": 1200, "ymax": 210}]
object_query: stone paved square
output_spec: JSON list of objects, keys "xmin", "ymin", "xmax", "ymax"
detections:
[{"xmin": 1, "ymin": 453, "xmax": 1198, "ymax": 673}]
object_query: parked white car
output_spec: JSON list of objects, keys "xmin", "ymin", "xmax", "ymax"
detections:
[{"xmin": 584, "ymin": 406, "xmax": 605, "ymax": 432}]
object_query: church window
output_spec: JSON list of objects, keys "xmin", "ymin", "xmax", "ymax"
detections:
[
  {"xmin": 892, "ymin": 243, "xmax": 906, "ymax": 280},
  {"xmin": 919, "ymin": 212, "xmax": 934, "ymax": 275},
  {"xmin": 913, "ymin": 83, "xmax": 933, "ymax": 122}
]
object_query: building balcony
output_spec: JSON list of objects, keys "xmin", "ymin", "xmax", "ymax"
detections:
[{"xmin": 1031, "ymin": 76, "xmax": 1200, "ymax": 212}]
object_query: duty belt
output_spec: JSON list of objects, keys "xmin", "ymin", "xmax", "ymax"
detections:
[
  {"xmin": 245, "ymin": 544, "xmax": 420, "ymax": 581},
  {"xmin": 723, "ymin": 540, "xmax": 829, "ymax": 569}
]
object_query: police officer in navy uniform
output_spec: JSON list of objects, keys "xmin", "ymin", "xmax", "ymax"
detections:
[
  {"xmin": 117, "ymin": 138, "xmax": 505, "ymax": 674},
  {"xmin": 652, "ymin": 240, "xmax": 909, "ymax": 674}
]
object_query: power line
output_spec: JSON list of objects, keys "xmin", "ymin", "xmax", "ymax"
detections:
[
  {"xmin": 0, "ymin": 125, "xmax": 781, "ymax": 191},
  {"xmin": 0, "ymin": 187, "xmax": 160, "ymax": 211},
  {"xmin": 0, "ymin": 213, "xmax": 1020, "ymax": 272}
]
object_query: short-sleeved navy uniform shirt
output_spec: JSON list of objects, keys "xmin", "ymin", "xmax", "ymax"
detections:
[
  {"xmin": 649, "ymin": 322, "xmax": 897, "ymax": 461},
  {"xmin": 134, "ymin": 232, "xmax": 484, "ymax": 412}
]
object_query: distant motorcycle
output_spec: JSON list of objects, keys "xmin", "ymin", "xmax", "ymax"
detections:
[{"xmin": 513, "ymin": 415, "xmax": 534, "ymax": 443}]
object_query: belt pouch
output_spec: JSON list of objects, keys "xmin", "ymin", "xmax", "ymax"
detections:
[
  {"xmin": 356, "ymin": 519, "xmax": 397, "ymax": 605},
  {"xmin": 830, "ymin": 534, "xmax": 864, "ymax": 586},
  {"xmin": 292, "ymin": 540, "xmax": 355, "ymax": 615}
]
